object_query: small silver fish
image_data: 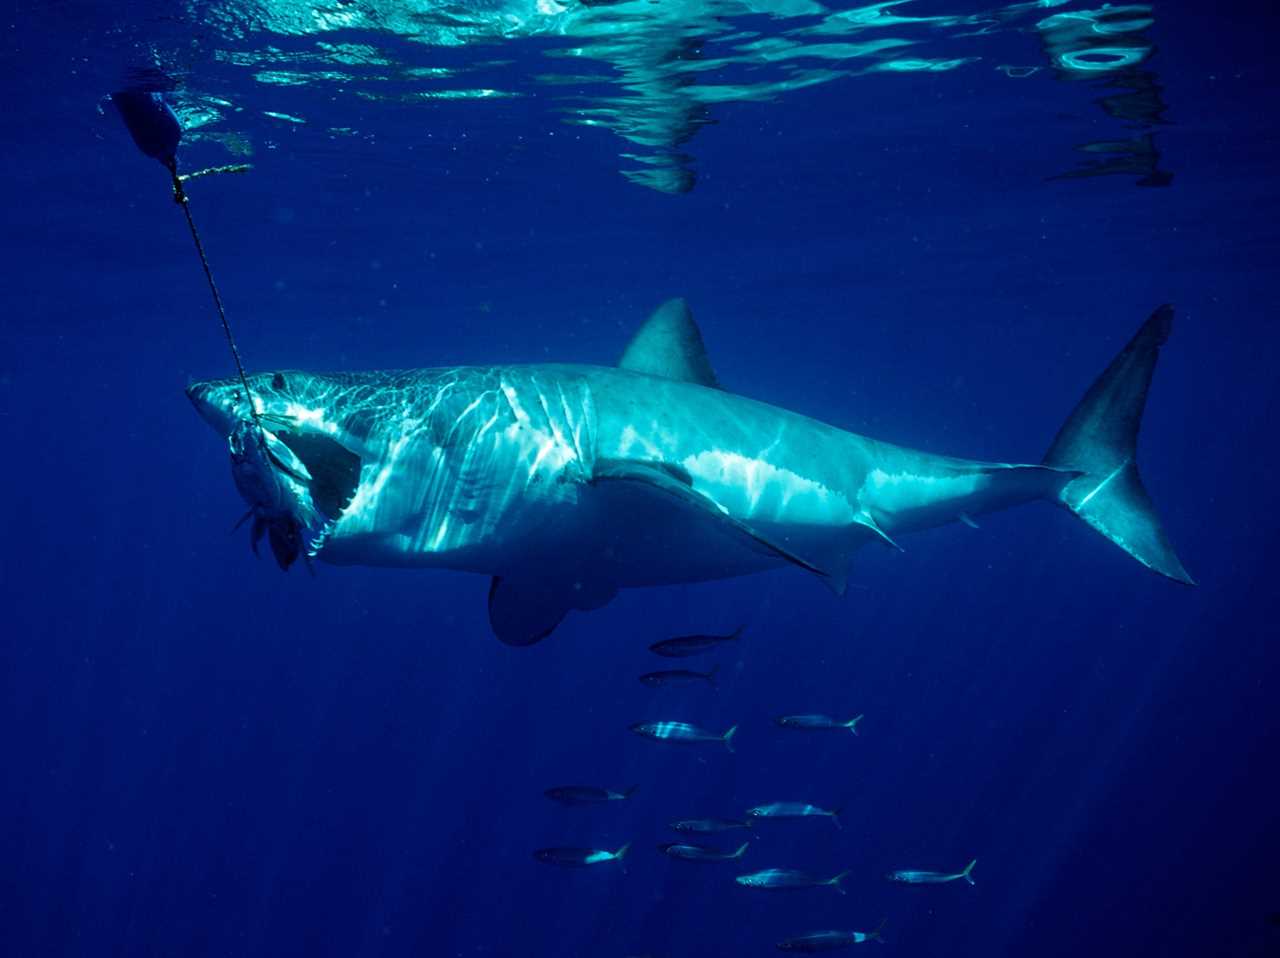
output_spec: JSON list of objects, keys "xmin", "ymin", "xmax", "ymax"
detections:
[
  {"xmin": 630, "ymin": 721, "xmax": 738, "ymax": 752},
  {"xmin": 885, "ymin": 858, "xmax": 976, "ymax": 885},
  {"xmin": 658, "ymin": 841, "xmax": 750, "ymax": 863},
  {"xmin": 735, "ymin": 868, "xmax": 849, "ymax": 893},
  {"xmin": 639, "ymin": 666, "xmax": 718, "ymax": 687},
  {"xmin": 746, "ymin": 802, "xmax": 841, "ymax": 829},
  {"xmin": 776, "ymin": 921, "xmax": 886, "ymax": 951},
  {"xmin": 533, "ymin": 843, "xmax": 631, "ymax": 867},
  {"xmin": 775, "ymin": 714, "xmax": 863, "ymax": 735},
  {"xmin": 544, "ymin": 784, "xmax": 638, "ymax": 805},
  {"xmin": 670, "ymin": 817, "xmax": 753, "ymax": 834},
  {"xmin": 649, "ymin": 627, "xmax": 743, "ymax": 658}
]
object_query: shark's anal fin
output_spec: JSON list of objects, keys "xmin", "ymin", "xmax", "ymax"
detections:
[
  {"xmin": 618, "ymin": 299, "xmax": 720, "ymax": 388},
  {"xmin": 488, "ymin": 575, "xmax": 617, "ymax": 647},
  {"xmin": 591, "ymin": 457, "xmax": 838, "ymax": 589}
]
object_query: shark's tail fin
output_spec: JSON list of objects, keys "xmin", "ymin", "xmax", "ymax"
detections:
[
  {"xmin": 614, "ymin": 842, "xmax": 632, "ymax": 861},
  {"xmin": 732, "ymin": 841, "xmax": 750, "ymax": 859},
  {"xmin": 1043, "ymin": 305, "xmax": 1193, "ymax": 585},
  {"xmin": 828, "ymin": 869, "xmax": 851, "ymax": 895},
  {"xmin": 847, "ymin": 714, "xmax": 863, "ymax": 735},
  {"xmin": 960, "ymin": 859, "xmax": 977, "ymax": 886}
]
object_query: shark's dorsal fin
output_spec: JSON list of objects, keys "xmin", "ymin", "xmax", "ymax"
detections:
[{"xmin": 618, "ymin": 298, "xmax": 720, "ymax": 388}]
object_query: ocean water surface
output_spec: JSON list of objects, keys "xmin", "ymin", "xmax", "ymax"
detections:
[{"xmin": 2, "ymin": 1, "xmax": 1278, "ymax": 955}]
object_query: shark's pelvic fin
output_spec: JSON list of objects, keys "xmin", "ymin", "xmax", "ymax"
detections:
[
  {"xmin": 853, "ymin": 510, "xmax": 903, "ymax": 551},
  {"xmin": 618, "ymin": 298, "xmax": 720, "ymax": 388},
  {"xmin": 591, "ymin": 457, "xmax": 836, "ymax": 586},
  {"xmin": 1043, "ymin": 305, "xmax": 1193, "ymax": 584}
]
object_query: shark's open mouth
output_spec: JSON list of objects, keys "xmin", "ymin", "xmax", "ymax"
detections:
[
  {"xmin": 270, "ymin": 428, "xmax": 362, "ymax": 523},
  {"xmin": 232, "ymin": 421, "xmax": 362, "ymax": 571}
]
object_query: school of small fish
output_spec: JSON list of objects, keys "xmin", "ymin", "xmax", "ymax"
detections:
[{"xmin": 534, "ymin": 626, "xmax": 977, "ymax": 952}]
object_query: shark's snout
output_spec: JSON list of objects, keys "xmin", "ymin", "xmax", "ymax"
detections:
[{"xmin": 186, "ymin": 379, "xmax": 239, "ymax": 438}]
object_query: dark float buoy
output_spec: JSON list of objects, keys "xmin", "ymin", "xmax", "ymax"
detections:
[{"xmin": 110, "ymin": 89, "xmax": 183, "ymax": 171}]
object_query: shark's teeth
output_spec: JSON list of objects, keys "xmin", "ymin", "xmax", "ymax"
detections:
[{"xmin": 304, "ymin": 519, "xmax": 337, "ymax": 559}]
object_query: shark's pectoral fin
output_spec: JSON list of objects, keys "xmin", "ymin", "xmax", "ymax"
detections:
[
  {"xmin": 618, "ymin": 299, "xmax": 720, "ymax": 388},
  {"xmin": 488, "ymin": 575, "xmax": 618, "ymax": 647},
  {"xmin": 591, "ymin": 457, "xmax": 838, "ymax": 589}
]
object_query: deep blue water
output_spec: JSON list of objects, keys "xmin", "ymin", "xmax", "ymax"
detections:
[{"xmin": 3, "ymin": 2, "xmax": 1278, "ymax": 956}]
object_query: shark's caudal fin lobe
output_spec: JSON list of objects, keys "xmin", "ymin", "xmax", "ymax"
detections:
[
  {"xmin": 1043, "ymin": 305, "xmax": 1193, "ymax": 585},
  {"xmin": 618, "ymin": 298, "xmax": 721, "ymax": 388}
]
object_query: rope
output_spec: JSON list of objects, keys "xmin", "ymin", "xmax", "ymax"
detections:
[{"xmin": 167, "ymin": 160, "xmax": 261, "ymax": 427}]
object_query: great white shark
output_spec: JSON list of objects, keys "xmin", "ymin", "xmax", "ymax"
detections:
[{"xmin": 188, "ymin": 299, "xmax": 1192, "ymax": 644}]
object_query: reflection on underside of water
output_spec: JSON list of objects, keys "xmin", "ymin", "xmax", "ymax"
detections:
[{"xmin": 122, "ymin": 0, "xmax": 1171, "ymax": 192}]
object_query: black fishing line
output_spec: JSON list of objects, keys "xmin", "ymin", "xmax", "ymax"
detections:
[
  {"xmin": 110, "ymin": 88, "xmax": 260, "ymax": 425},
  {"xmin": 166, "ymin": 160, "xmax": 260, "ymax": 426}
]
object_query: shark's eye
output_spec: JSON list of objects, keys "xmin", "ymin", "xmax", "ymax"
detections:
[{"xmin": 271, "ymin": 372, "xmax": 286, "ymax": 390}]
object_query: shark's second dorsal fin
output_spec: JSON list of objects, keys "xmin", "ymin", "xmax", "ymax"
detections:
[{"xmin": 618, "ymin": 298, "xmax": 720, "ymax": 388}]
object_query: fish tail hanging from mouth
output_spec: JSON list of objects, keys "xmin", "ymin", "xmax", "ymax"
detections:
[{"xmin": 237, "ymin": 508, "xmax": 291, "ymax": 569}]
